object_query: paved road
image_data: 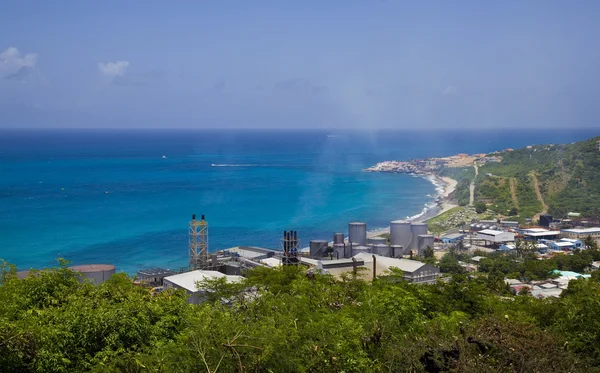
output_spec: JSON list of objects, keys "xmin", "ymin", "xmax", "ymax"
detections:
[{"xmin": 469, "ymin": 164, "xmax": 478, "ymax": 206}]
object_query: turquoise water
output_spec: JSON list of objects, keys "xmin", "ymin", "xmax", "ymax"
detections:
[{"xmin": 0, "ymin": 129, "xmax": 597, "ymax": 273}]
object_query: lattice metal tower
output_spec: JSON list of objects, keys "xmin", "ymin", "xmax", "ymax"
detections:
[{"xmin": 189, "ymin": 214, "xmax": 209, "ymax": 269}]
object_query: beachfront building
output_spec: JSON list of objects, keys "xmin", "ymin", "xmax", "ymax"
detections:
[
  {"xmin": 477, "ymin": 229, "xmax": 515, "ymax": 245},
  {"xmin": 561, "ymin": 227, "xmax": 600, "ymax": 245}
]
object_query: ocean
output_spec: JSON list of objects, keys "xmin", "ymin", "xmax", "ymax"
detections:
[{"xmin": 0, "ymin": 128, "xmax": 597, "ymax": 274}]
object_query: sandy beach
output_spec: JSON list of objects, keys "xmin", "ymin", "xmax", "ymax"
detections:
[{"xmin": 366, "ymin": 175, "xmax": 459, "ymax": 238}]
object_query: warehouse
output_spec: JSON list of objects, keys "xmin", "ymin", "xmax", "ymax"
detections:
[
  {"xmin": 441, "ymin": 233, "xmax": 465, "ymax": 244},
  {"xmin": 163, "ymin": 270, "xmax": 244, "ymax": 304},
  {"xmin": 561, "ymin": 227, "xmax": 600, "ymax": 244},
  {"xmin": 477, "ymin": 229, "xmax": 515, "ymax": 244}
]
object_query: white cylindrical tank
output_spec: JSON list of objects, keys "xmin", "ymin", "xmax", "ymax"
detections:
[
  {"xmin": 310, "ymin": 240, "xmax": 328, "ymax": 257},
  {"xmin": 371, "ymin": 244, "xmax": 391, "ymax": 257},
  {"xmin": 349, "ymin": 222, "xmax": 367, "ymax": 246},
  {"xmin": 352, "ymin": 245, "xmax": 370, "ymax": 257},
  {"xmin": 411, "ymin": 223, "xmax": 429, "ymax": 250},
  {"xmin": 333, "ymin": 243, "xmax": 345, "ymax": 259},
  {"xmin": 368, "ymin": 237, "xmax": 387, "ymax": 245},
  {"xmin": 390, "ymin": 220, "xmax": 412, "ymax": 248},
  {"xmin": 69, "ymin": 264, "xmax": 116, "ymax": 285}
]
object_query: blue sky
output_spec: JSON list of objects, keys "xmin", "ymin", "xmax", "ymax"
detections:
[{"xmin": 1, "ymin": 1, "xmax": 599, "ymax": 129}]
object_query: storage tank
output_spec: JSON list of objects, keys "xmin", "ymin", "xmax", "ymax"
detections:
[
  {"xmin": 333, "ymin": 243, "xmax": 346, "ymax": 259},
  {"xmin": 390, "ymin": 245, "xmax": 404, "ymax": 258},
  {"xmin": 310, "ymin": 240, "xmax": 328, "ymax": 257},
  {"xmin": 371, "ymin": 244, "xmax": 391, "ymax": 257},
  {"xmin": 368, "ymin": 237, "xmax": 387, "ymax": 245},
  {"xmin": 348, "ymin": 222, "xmax": 367, "ymax": 246},
  {"xmin": 352, "ymin": 245, "xmax": 370, "ymax": 256},
  {"xmin": 411, "ymin": 223, "xmax": 429, "ymax": 250},
  {"xmin": 416, "ymin": 235, "xmax": 435, "ymax": 256},
  {"xmin": 344, "ymin": 242, "xmax": 353, "ymax": 258},
  {"xmin": 333, "ymin": 233, "xmax": 345, "ymax": 245},
  {"xmin": 390, "ymin": 220, "xmax": 412, "ymax": 248},
  {"xmin": 69, "ymin": 264, "xmax": 115, "ymax": 285}
]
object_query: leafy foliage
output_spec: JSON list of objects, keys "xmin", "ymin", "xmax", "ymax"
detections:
[{"xmin": 3, "ymin": 259, "xmax": 600, "ymax": 372}]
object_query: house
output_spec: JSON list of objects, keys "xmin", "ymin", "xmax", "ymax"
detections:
[{"xmin": 163, "ymin": 270, "xmax": 244, "ymax": 304}]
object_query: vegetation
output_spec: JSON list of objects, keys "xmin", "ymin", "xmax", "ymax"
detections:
[
  {"xmin": 5, "ymin": 258, "xmax": 600, "ymax": 372},
  {"xmin": 456, "ymin": 136, "xmax": 600, "ymax": 219},
  {"xmin": 439, "ymin": 167, "xmax": 474, "ymax": 206}
]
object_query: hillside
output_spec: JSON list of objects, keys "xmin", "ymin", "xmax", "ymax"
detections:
[{"xmin": 454, "ymin": 136, "xmax": 600, "ymax": 219}]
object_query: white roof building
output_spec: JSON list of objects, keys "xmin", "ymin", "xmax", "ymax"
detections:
[
  {"xmin": 477, "ymin": 229, "xmax": 515, "ymax": 243},
  {"xmin": 163, "ymin": 270, "xmax": 244, "ymax": 304}
]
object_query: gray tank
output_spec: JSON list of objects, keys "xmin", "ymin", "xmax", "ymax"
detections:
[
  {"xmin": 390, "ymin": 220, "xmax": 412, "ymax": 249},
  {"xmin": 368, "ymin": 237, "xmax": 387, "ymax": 245},
  {"xmin": 351, "ymin": 245, "xmax": 370, "ymax": 256},
  {"xmin": 309, "ymin": 240, "xmax": 328, "ymax": 257},
  {"xmin": 390, "ymin": 245, "xmax": 404, "ymax": 257},
  {"xmin": 410, "ymin": 223, "xmax": 429, "ymax": 250},
  {"xmin": 333, "ymin": 243, "xmax": 346, "ymax": 259},
  {"xmin": 344, "ymin": 242, "xmax": 353, "ymax": 258},
  {"xmin": 349, "ymin": 222, "xmax": 367, "ymax": 246},
  {"xmin": 333, "ymin": 233, "xmax": 345, "ymax": 245},
  {"xmin": 371, "ymin": 244, "xmax": 391, "ymax": 257},
  {"xmin": 69, "ymin": 264, "xmax": 116, "ymax": 285},
  {"xmin": 416, "ymin": 234, "xmax": 435, "ymax": 256}
]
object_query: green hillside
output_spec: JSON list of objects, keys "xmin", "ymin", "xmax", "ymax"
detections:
[{"xmin": 461, "ymin": 136, "xmax": 600, "ymax": 219}]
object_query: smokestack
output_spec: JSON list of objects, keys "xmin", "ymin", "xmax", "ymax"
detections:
[
  {"xmin": 201, "ymin": 214, "xmax": 205, "ymax": 221},
  {"xmin": 192, "ymin": 214, "xmax": 196, "ymax": 220},
  {"xmin": 283, "ymin": 231, "xmax": 288, "ymax": 252},
  {"xmin": 372, "ymin": 255, "xmax": 376, "ymax": 280}
]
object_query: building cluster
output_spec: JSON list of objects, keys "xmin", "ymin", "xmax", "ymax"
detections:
[{"xmin": 128, "ymin": 216, "xmax": 441, "ymax": 304}]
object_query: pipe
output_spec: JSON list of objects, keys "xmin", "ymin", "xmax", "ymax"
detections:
[
  {"xmin": 352, "ymin": 258, "xmax": 357, "ymax": 275},
  {"xmin": 372, "ymin": 255, "xmax": 376, "ymax": 280}
]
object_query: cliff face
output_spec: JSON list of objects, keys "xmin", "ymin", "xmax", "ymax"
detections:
[{"xmin": 463, "ymin": 136, "xmax": 600, "ymax": 219}]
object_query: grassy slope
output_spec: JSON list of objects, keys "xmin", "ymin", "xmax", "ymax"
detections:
[{"xmin": 458, "ymin": 136, "xmax": 600, "ymax": 219}]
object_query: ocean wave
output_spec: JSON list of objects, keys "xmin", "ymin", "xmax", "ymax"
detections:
[{"xmin": 211, "ymin": 164, "xmax": 266, "ymax": 167}]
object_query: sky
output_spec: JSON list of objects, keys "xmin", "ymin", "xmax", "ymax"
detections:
[{"xmin": 1, "ymin": 1, "xmax": 599, "ymax": 129}]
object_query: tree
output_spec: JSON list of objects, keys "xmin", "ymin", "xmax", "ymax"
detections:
[
  {"xmin": 475, "ymin": 201, "xmax": 487, "ymax": 214},
  {"xmin": 422, "ymin": 246, "xmax": 434, "ymax": 258}
]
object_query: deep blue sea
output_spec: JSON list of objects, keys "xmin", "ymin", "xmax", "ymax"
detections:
[{"xmin": 0, "ymin": 128, "xmax": 597, "ymax": 273}]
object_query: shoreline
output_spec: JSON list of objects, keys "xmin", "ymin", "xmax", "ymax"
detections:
[{"xmin": 367, "ymin": 174, "xmax": 459, "ymax": 238}]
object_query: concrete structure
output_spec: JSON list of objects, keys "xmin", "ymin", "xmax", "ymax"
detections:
[
  {"xmin": 349, "ymin": 222, "xmax": 367, "ymax": 246},
  {"xmin": 69, "ymin": 264, "xmax": 115, "ymax": 285},
  {"xmin": 477, "ymin": 229, "xmax": 515, "ymax": 244},
  {"xmin": 441, "ymin": 233, "xmax": 465, "ymax": 244},
  {"xmin": 163, "ymin": 270, "xmax": 243, "ymax": 304},
  {"xmin": 561, "ymin": 227, "xmax": 600, "ymax": 244},
  {"xmin": 370, "ymin": 244, "xmax": 391, "ymax": 257}
]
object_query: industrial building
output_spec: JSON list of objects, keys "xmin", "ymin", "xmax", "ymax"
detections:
[
  {"xmin": 561, "ymin": 227, "xmax": 600, "ymax": 244},
  {"xmin": 440, "ymin": 233, "xmax": 465, "ymax": 244},
  {"xmin": 520, "ymin": 228, "xmax": 561, "ymax": 241},
  {"xmin": 163, "ymin": 270, "xmax": 244, "ymax": 304},
  {"xmin": 313, "ymin": 253, "xmax": 440, "ymax": 284},
  {"xmin": 477, "ymin": 229, "xmax": 515, "ymax": 244}
]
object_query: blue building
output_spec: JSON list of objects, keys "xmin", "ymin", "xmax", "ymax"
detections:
[{"xmin": 441, "ymin": 233, "xmax": 465, "ymax": 244}]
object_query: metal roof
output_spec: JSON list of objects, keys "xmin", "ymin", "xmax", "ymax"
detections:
[
  {"xmin": 164, "ymin": 270, "xmax": 243, "ymax": 293},
  {"xmin": 353, "ymin": 253, "xmax": 427, "ymax": 273},
  {"xmin": 442, "ymin": 233, "xmax": 464, "ymax": 240},
  {"xmin": 523, "ymin": 231, "xmax": 560, "ymax": 237},
  {"xmin": 562, "ymin": 227, "xmax": 600, "ymax": 234},
  {"xmin": 478, "ymin": 229, "xmax": 505, "ymax": 236}
]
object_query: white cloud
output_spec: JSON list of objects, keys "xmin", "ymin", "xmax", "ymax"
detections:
[
  {"xmin": 98, "ymin": 60, "xmax": 129, "ymax": 78},
  {"xmin": 0, "ymin": 47, "xmax": 38, "ymax": 79},
  {"xmin": 442, "ymin": 85, "xmax": 458, "ymax": 96}
]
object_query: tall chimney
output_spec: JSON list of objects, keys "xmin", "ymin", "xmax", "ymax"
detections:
[
  {"xmin": 192, "ymin": 214, "xmax": 196, "ymax": 220},
  {"xmin": 372, "ymin": 255, "xmax": 377, "ymax": 280}
]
